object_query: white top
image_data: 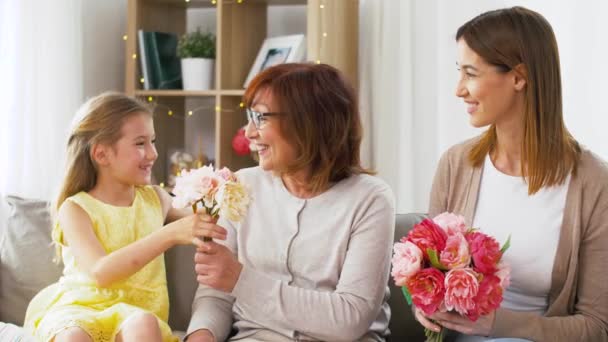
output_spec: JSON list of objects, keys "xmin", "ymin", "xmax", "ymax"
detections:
[
  {"xmin": 187, "ymin": 167, "xmax": 396, "ymax": 341},
  {"xmin": 473, "ymin": 154, "xmax": 569, "ymax": 315}
]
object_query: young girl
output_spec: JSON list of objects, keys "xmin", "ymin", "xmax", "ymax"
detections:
[{"xmin": 24, "ymin": 92, "xmax": 226, "ymax": 342}]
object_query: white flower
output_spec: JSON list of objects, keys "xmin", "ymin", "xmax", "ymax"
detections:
[
  {"xmin": 172, "ymin": 165, "xmax": 220, "ymax": 208},
  {"xmin": 215, "ymin": 181, "xmax": 251, "ymax": 222}
]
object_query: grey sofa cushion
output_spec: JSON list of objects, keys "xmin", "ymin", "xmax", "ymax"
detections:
[
  {"xmin": 0, "ymin": 196, "xmax": 62, "ymax": 325},
  {"xmin": 165, "ymin": 244, "xmax": 197, "ymax": 332},
  {"xmin": 388, "ymin": 213, "xmax": 427, "ymax": 341}
]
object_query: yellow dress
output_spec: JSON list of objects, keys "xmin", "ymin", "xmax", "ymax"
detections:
[{"xmin": 24, "ymin": 186, "xmax": 178, "ymax": 342}]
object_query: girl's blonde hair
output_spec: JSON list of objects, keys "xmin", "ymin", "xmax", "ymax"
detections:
[{"xmin": 54, "ymin": 92, "xmax": 152, "ymax": 215}]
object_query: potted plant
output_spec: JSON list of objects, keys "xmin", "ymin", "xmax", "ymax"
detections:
[{"xmin": 177, "ymin": 28, "xmax": 216, "ymax": 90}]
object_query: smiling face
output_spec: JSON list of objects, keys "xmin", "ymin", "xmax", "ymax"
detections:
[
  {"xmin": 455, "ymin": 38, "xmax": 525, "ymax": 128},
  {"xmin": 101, "ymin": 112, "xmax": 157, "ymax": 185},
  {"xmin": 244, "ymin": 88, "xmax": 297, "ymax": 173}
]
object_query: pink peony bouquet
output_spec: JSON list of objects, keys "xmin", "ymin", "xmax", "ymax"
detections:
[
  {"xmin": 172, "ymin": 165, "xmax": 251, "ymax": 240},
  {"xmin": 391, "ymin": 212, "xmax": 510, "ymax": 341}
]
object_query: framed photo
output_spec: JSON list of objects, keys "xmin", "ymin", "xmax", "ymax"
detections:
[{"xmin": 244, "ymin": 34, "xmax": 306, "ymax": 88}]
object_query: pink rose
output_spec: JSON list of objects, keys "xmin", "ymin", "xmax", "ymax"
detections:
[
  {"xmin": 466, "ymin": 232, "xmax": 501, "ymax": 275},
  {"xmin": 440, "ymin": 233, "xmax": 471, "ymax": 269},
  {"xmin": 407, "ymin": 268, "xmax": 446, "ymax": 316},
  {"xmin": 391, "ymin": 241, "xmax": 424, "ymax": 286},
  {"xmin": 433, "ymin": 212, "xmax": 467, "ymax": 235},
  {"xmin": 444, "ymin": 268, "xmax": 480, "ymax": 317},
  {"xmin": 471, "ymin": 274, "xmax": 503, "ymax": 321},
  {"xmin": 405, "ymin": 219, "xmax": 448, "ymax": 260}
]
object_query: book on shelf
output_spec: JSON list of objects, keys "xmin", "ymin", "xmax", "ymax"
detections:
[{"xmin": 137, "ymin": 30, "xmax": 182, "ymax": 90}]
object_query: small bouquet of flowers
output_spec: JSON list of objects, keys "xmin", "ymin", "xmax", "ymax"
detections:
[
  {"xmin": 391, "ymin": 212, "xmax": 510, "ymax": 341},
  {"xmin": 172, "ymin": 165, "xmax": 251, "ymax": 241}
]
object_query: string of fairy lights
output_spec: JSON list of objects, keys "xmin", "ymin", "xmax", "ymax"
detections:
[{"xmin": 123, "ymin": 0, "xmax": 328, "ymax": 118}]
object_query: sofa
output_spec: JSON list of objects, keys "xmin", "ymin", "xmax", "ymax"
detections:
[{"xmin": 0, "ymin": 195, "xmax": 426, "ymax": 341}]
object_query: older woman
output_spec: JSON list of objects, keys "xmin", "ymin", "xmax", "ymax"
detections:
[
  {"xmin": 186, "ymin": 63, "xmax": 395, "ymax": 342},
  {"xmin": 417, "ymin": 6, "xmax": 608, "ymax": 342}
]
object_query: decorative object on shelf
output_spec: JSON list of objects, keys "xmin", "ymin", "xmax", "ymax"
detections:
[
  {"xmin": 137, "ymin": 30, "xmax": 182, "ymax": 90},
  {"xmin": 177, "ymin": 28, "xmax": 216, "ymax": 90},
  {"xmin": 167, "ymin": 150, "xmax": 195, "ymax": 187},
  {"xmin": 243, "ymin": 34, "xmax": 306, "ymax": 87},
  {"xmin": 231, "ymin": 127, "xmax": 250, "ymax": 156}
]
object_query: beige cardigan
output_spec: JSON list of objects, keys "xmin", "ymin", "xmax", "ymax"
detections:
[{"xmin": 429, "ymin": 137, "xmax": 608, "ymax": 342}]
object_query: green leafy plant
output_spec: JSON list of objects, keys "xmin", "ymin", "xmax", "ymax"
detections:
[{"xmin": 177, "ymin": 28, "xmax": 216, "ymax": 59}]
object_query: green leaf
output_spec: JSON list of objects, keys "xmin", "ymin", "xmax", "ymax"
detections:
[
  {"xmin": 427, "ymin": 249, "xmax": 448, "ymax": 271},
  {"xmin": 500, "ymin": 235, "xmax": 511, "ymax": 255},
  {"xmin": 401, "ymin": 286, "xmax": 413, "ymax": 306}
]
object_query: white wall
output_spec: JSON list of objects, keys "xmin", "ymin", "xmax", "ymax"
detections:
[{"xmin": 81, "ymin": 1, "xmax": 127, "ymax": 99}]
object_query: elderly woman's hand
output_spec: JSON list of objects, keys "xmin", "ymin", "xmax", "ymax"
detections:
[{"xmin": 194, "ymin": 241, "xmax": 242, "ymax": 292}]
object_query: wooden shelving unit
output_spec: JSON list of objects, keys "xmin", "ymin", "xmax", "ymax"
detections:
[{"xmin": 125, "ymin": 0, "xmax": 358, "ymax": 184}]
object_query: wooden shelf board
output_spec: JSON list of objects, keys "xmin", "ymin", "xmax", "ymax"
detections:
[
  {"xmin": 135, "ymin": 90, "xmax": 218, "ymax": 97},
  {"xmin": 134, "ymin": 89, "xmax": 246, "ymax": 97},
  {"xmin": 220, "ymin": 89, "xmax": 246, "ymax": 96}
]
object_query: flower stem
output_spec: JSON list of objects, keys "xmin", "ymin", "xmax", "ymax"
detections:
[{"xmin": 192, "ymin": 202, "xmax": 212, "ymax": 242}]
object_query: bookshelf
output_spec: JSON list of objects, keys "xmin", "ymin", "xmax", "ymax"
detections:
[{"xmin": 124, "ymin": 0, "xmax": 359, "ymax": 185}]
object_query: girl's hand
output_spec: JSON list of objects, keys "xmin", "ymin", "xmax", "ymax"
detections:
[
  {"xmin": 414, "ymin": 307, "xmax": 443, "ymax": 333},
  {"xmin": 194, "ymin": 241, "xmax": 242, "ymax": 293},
  {"xmin": 167, "ymin": 213, "xmax": 227, "ymax": 247}
]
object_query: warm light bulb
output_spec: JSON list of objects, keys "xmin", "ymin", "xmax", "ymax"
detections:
[
  {"xmin": 140, "ymin": 77, "xmax": 145, "ymax": 84},
  {"xmin": 323, "ymin": 32, "xmax": 327, "ymax": 37},
  {"xmin": 215, "ymin": 106, "xmax": 221, "ymax": 112},
  {"xmin": 185, "ymin": 0, "xmax": 190, "ymax": 2},
  {"xmin": 316, "ymin": 60, "xmax": 321, "ymax": 64},
  {"xmin": 160, "ymin": 182, "xmax": 165, "ymax": 188},
  {"xmin": 237, "ymin": 0, "xmax": 243, "ymax": 3},
  {"xmin": 168, "ymin": 110, "xmax": 173, "ymax": 116},
  {"xmin": 188, "ymin": 111, "xmax": 193, "ymax": 116},
  {"xmin": 132, "ymin": 53, "xmax": 137, "ymax": 59},
  {"xmin": 123, "ymin": 35, "xmax": 128, "ymax": 41},
  {"xmin": 211, "ymin": 0, "xmax": 217, "ymax": 4},
  {"xmin": 320, "ymin": 4, "xmax": 325, "ymax": 9},
  {"xmin": 239, "ymin": 102, "xmax": 244, "ymax": 108},
  {"xmin": 147, "ymin": 96, "xmax": 153, "ymax": 102}
]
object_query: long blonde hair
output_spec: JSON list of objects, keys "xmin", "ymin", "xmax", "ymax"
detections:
[
  {"xmin": 457, "ymin": 7, "xmax": 580, "ymax": 194},
  {"xmin": 54, "ymin": 92, "xmax": 152, "ymax": 215}
]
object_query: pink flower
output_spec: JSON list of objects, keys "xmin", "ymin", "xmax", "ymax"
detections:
[
  {"xmin": 433, "ymin": 212, "xmax": 467, "ymax": 235},
  {"xmin": 471, "ymin": 274, "xmax": 503, "ymax": 320},
  {"xmin": 216, "ymin": 167, "xmax": 238, "ymax": 182},
  {"xmin": 391, "ymin": 241, "xmax": 424, "ymax": 286},
  {"xmin": 407, "ymin": 268, "xmax": 446, "ymax": 316},
  {"xmin": 172, "ymin": 165, "xmax": 219, "ymax": 208},
  {"xmin": 466, "ymin": 232, "xmax": 501, "ymax": 275},
  {"xmin": 440, "ymin": 233, "xmax": 470, "ymax": 269},
  {"xmin": 405, "ymin": 219, "xmax": 448, "ymax": 260},
  {"xmin": 444, "ymin": 268, "xmax": 480, "ymax": 317}
]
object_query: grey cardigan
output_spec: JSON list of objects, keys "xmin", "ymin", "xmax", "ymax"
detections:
[
  {"xmin": 187, "ymin": 167, "xmax": 396, "ymax": 341},
  {"xmin": 429, "ymin": 136, "xmax": 608, "ymax": 342}
]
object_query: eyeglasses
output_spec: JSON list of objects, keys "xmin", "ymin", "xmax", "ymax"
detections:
[{"xmin": 245, "ymin": 108, "xmax": 282, "ymax": 129}]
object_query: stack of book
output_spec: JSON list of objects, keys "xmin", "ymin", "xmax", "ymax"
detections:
[{"xmin": 138, "ymin": 30, "xmax": 182, "ymax": 90}]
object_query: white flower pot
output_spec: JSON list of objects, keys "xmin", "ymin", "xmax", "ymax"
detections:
[{"xmin": 181, "ymin": 58, "xmax": 215, "ymax": 90}]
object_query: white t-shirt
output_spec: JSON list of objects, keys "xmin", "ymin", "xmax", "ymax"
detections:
[{"xmin": 473, "ymin": 154, "xmax": 570, "ymax": 315}]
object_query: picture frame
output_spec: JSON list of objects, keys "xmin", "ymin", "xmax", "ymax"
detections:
[{"xmin": 243, "ymin": 34, "xmax": 306, "ymax": 88}]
